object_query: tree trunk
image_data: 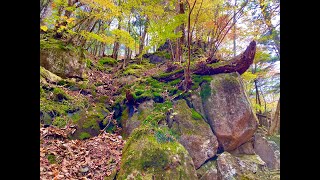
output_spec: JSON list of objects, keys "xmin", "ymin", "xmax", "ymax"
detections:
[
  {"xmin": 254, "ymin": 79, "xmax": 262, "ymax": 114},
  {"xmin": 233, "ymin": 0, "xmax": 237, "ymax": 57},
  {"xmin": 184, "ymin": 0, "xmax": 197, "ymax": 90},
  {"xmin": 112, "ymin": 19, "xmax": 121, "ymax": 60},
  {"xmin": 269, "ymin": 98, "xmax": 280, "ymax": 135},
  {"xmin": 137, "ymin": 17, "xmax": 148, "ymax": 57}
]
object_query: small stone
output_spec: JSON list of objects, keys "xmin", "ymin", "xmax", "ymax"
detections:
[{"xmin": 79, "ymin": 166, "xmax": 89, "ymax": 173}]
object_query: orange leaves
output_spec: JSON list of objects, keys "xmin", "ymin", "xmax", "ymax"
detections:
[{"xmin": 40, "ymin": 126, "xmax": 125, "ymax": 179}]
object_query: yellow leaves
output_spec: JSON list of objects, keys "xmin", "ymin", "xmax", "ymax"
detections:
[
  {"xmin": 241, "ymin": 72, "xmax": 257, "ymax": 82},
  {"xmin": 57, "ymin": 25, "xmax": 67, "ymax": 33},
  {"xmin": 61, "ymin": 16, "xmax": 68, "ymax": 20},
  {"xmin": 66, "ymin": 17, "xmax": 75, "ymax": 23},
  {"xmin": 80, "ymin": 31, "xmax": 115, "ymax": 44},
  {"xmin": 40, "ymin": 26, "xmax": 48, "ymax": 32}
]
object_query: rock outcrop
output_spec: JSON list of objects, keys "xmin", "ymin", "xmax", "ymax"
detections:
[
  {"xmin": 172, "ymin": 99, "xmax": 219, "ymax": 169},
  {"xmin": 40, "ymin": 47, "xmax": 86, "ymax": 79},
  {"xmin": 254, "ymin": 133, "xmax": 280, "ymax": 170},
  {"xmin": 121, "ymin": 100, "xmax": 154, "ymax": 137},
  {"xmin": 217, "ymin": 152, "xmax": 269, "ymax": 180},
  {"xmin": 201, "ymin": 72, "xmax": 258, "ymax": 151},
  {"xmin": 196, "ymin": 160, "xmax": 219, "ymax": 180}
]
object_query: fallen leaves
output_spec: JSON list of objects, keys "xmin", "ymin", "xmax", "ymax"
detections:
[{"xmin": 40, "ymin": 126, "xmax": 125, "ymax": 180}]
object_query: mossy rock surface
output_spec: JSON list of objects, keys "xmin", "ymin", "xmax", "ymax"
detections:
[
  {"xmin": 40, "ymin": 66, "xmax": 62, "ymax": 83},
  {"xmin": 69, "ymin": 103, "xmax": 109, "ymax": 139},
  {"xmin": 172, "ymin": 99, "xmax": 218, "ymax": 169},
  {"xmin": 121, "ymin": 100, "xmax": 154, "ymax": 138},
  {"xmin": 118, "ymin": 127, "xmax": 198, "ymax": 180},
  {"xmin": 196, "ymin": 160, "xmax": 218, "ymax": 180},
  {"xmin": 40, "ymin": 47, "xmax": 86, "ymax": 79},
  {"xmin": 217, "ymin": 152, "xmax": 275, "ymax": 180}
]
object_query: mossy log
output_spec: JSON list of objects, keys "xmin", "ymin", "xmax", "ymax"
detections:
[{"xmin": 155, "ymin": 41, "xmax": 256, "ymax": 82}]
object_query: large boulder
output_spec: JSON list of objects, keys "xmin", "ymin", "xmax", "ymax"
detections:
[
  {"xmin": 172, "ymin": 99, "xmax": 219, "ymax": 169},
  {"xmin": 118, "ymin": 127, "xmax": 198, "ymax": 179},
  {"xmin": 217, "ymin": 152, "xmax": 271, "ymax": 180},
  {"xmin": 254, "ymin": 133, "xmax": 280, "ymax": 170},
  {"xmin": 40, "ymin": 47, "xmax": 86, "ymax": 79},
  {"xmin": 201, "ymin": 72, "xmax": 258, "ymax": 151}
]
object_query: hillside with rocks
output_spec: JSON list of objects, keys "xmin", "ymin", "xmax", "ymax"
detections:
[{"xmin": 40, "ymin": 0, "xmax": 280, "ymax": 179}]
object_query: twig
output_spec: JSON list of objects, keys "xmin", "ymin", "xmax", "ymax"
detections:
[{"xmin": 99, "ymin": 111, "xmax": 115, "ymax": 136}]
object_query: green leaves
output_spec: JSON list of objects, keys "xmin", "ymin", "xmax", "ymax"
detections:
[{"xmin": 111, "ymin": 29, "xmax": 135, "ymax": 50}]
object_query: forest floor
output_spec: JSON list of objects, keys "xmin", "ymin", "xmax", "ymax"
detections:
[
  {"xmin": 40, "ymin": 125, "xmax": 125, "ymax": 179},
  {"xmin": 40, "ymin": 54, "xmax": 168, "ymax": 179}
]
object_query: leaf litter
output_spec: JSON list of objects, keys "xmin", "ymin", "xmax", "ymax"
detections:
[{"xmin": 40, "ymin": 126, "xmax": 125, "ymax": 180}]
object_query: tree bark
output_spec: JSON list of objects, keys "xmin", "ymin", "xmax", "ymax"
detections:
[
  {"xmin": 269, "ymin": 98, "xmax": 280, "ymax": 135},
  {"xmin": 155, "ymin": 40, "xmax": 256, "ymax": 82},
  {"xmin": 112, "ymin": 19, "xmax": 121, "ymax": 60},
  {"xmin": 254, "ymin": 79, "xmax": 262, "ymax": 114},
  {"xmin": 137, "ymin": 17, "xmax": 148, "ymax": 57}
]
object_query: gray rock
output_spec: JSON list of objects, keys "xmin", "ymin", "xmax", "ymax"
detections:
[
  {"xmin": 172, "ymin": 99, "xmax": 219, "ymax": 169},
  {"xmin": 202, "ymin": 72, "xmax": 258, "ymax": 151},
  {"xmin": 197, "ymin": 160, "xmax": 219, "ymax": 180},
  {"xmin": 190, "ymin": 88, "xmax": 207, "ymax": 123},
  {"xmin": 122, "ymin": 100, "xmax": 154, "ymax": 137},
  {"xmin": 40, "ymin": 48, "xmax": 86, "ymax": 79},
  {"xmin": 229, "ymin": 140, "xmax": 255, "ymax": 155},
  {"xmin": 217, "ymin": 152, "xmax": 269, "ymax": 180},
  {"xmin": 149, "ymin": 54, "xmax": 167, "ymax": 64},
  {"xmin": 254, "ymin": 133, "xmax": 280, "ymax": 170}
]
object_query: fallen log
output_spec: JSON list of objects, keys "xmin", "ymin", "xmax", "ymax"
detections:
[
  {"xmin": 154, "ymin": 41, "xmax": 256, "ymax": 82},
  {"xmin": 194, "ymin": 41, "xmax": 256, "ymax": 75}
]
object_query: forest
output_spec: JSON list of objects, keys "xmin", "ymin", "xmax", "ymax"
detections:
[{"xmin": 40, "ymin": 0, "xmax": 280, "ymax": 179}]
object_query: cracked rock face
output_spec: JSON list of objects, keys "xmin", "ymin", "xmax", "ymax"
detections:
[
  {"xmin": 172, "ymin": 99, "xmax": 219, "ymax": 169},
  {"xmin": 254, "ymin": 133, "xmax": 280, "ymax": 170},
  {"xmin": 201, "ymin": 73, "xmax": 258, "ymax": 151},
  {"xmin": 217, "ymin": 152, "xmax": 268, "ymax": 180}
]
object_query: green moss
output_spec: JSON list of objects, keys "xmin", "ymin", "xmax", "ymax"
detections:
[
  {"xmin": 191, "ymin": 108, "xmax": 202, "ymax": 120},
  {"xmin": 134, "ymin": 90, "xmax": 153, "ymax": 103},
  {"xmin": 168, "ymin": 78, "xmax": 181, "ymax": 86},
  {"xmin": 97, "ymin": 95, "xmax": 109, "ymax": 103},
  {"xmin": 79, "ymin": 132, "xmax": 91, "ymax": 140},
  {"xmin": 200, "ymin": 82, "xmax": 211, "ymax": 101},
  {"xmin": 153, "ymin": 92, "xmax": 164, "ymax": 103},
  {"xmin": 191, "ymin": 75, "xmax": 213, "ymax": 90},
  {"xmin": 119, "ymin": 126, "xmax": 196, "ymax": 179},
  {"xmin": 47, "ymin": 154, "xmax": 56, "ymax": 164},
  {"xmin": 71, "ymin": 112, "xmax": 81, "ymax": 123},
  {"xmin": 154, "ymin": 51, "xmax": 171, "ymax": 59},
  {"xmin": 82, "ymin": 118, "xmax": 99, "ymax": 129},
  {"xmin": 99, "ymin": 57, "xmax": 117, "ymax": 66},
  {"xmin": 156, "ymin": 69, "xmax": 184, "ymax": 79},
  {"xmin": 53, "ymin": 87, "xmax": 70, "ymax": 101},
  {"xmin": 123, "ymin": 68, "xmax": 136, "ymax": 76},
  {"xmin": 52, "ymin": 117, "xmax": 67, "ymax": 128},
  {"xmin": 86, "ymin": 59, "xmax": 93, "ymax": 68}
]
